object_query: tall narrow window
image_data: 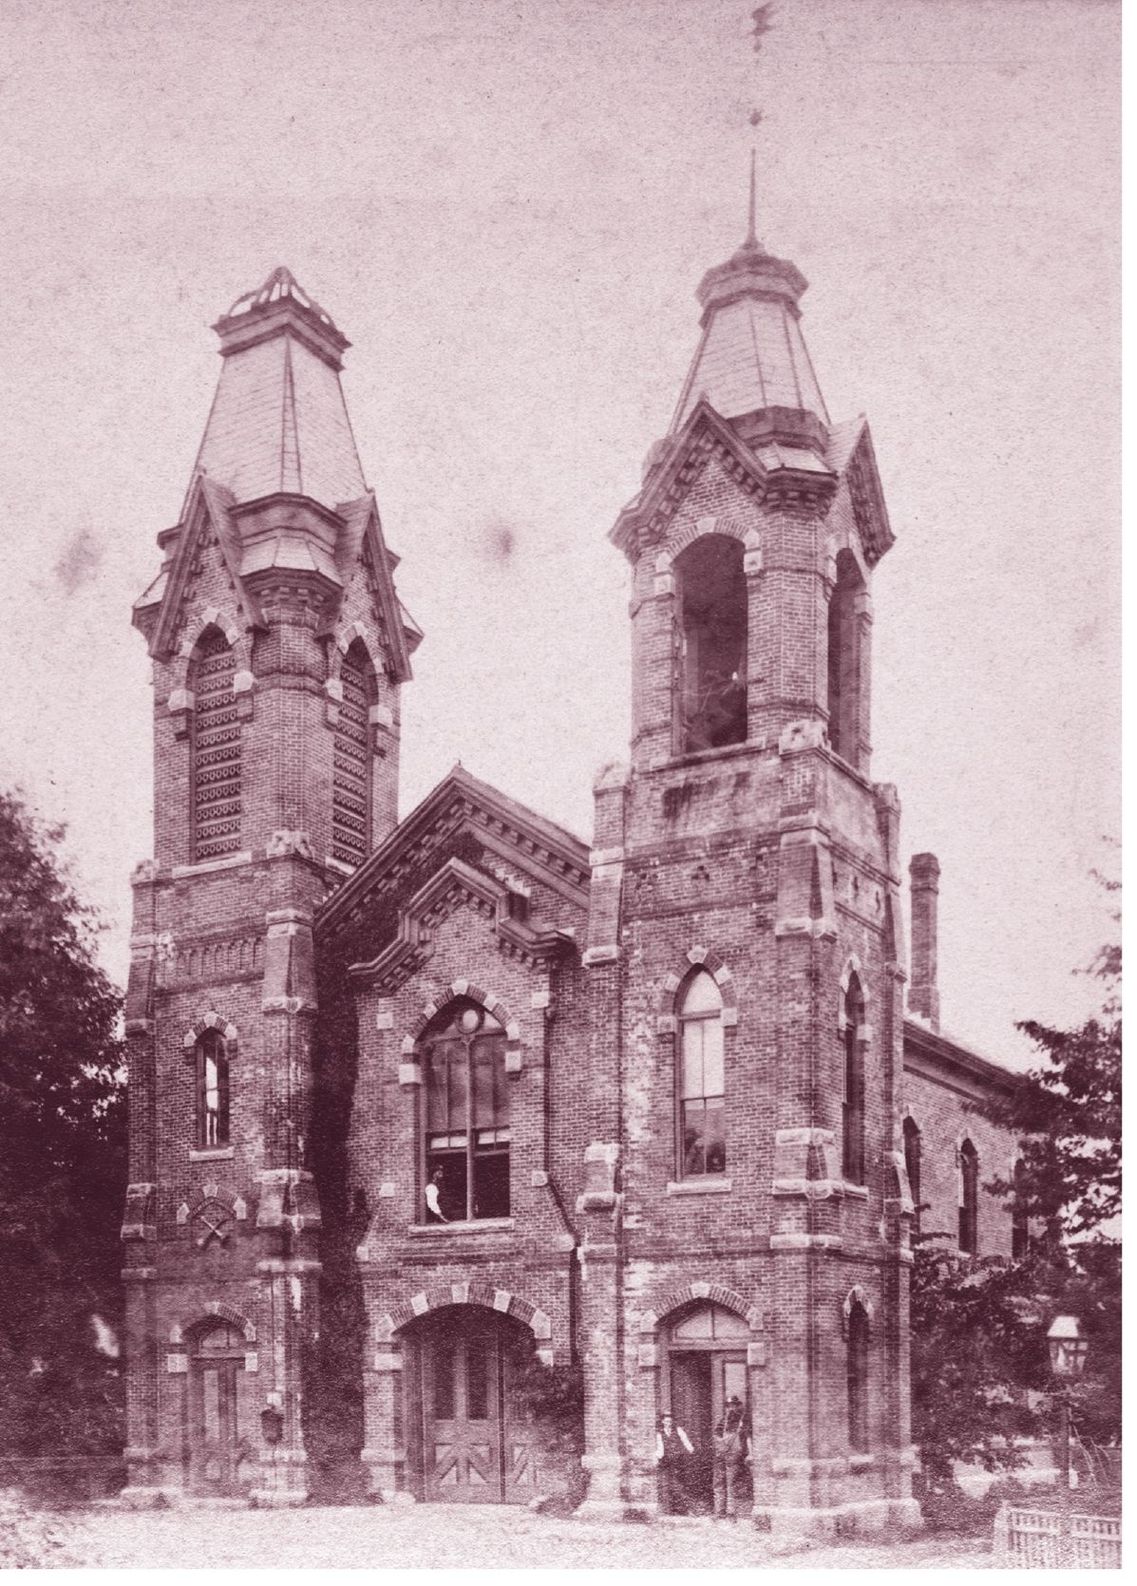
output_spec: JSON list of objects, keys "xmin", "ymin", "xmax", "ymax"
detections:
[
  {"xmin": 678, "ymin": 970, "xmax": 726, "ymax": 1177},
  {"xmin": 191, "ymin": 627, "xmax": 241, "ymax": 861},
  {"xmin": 332, "ymin": 640, "xmax": 377, "ymax": 867},
  {"xmin": 959, "ymin": 1139, "xmax": 979, "ymax": 1254},
  {"xmin": 674, "ymin": 536, "xmax": 747, "ymax": 754},
  {"xmin": 1011, "ymin": 1159, "xmax": 1029, "ymax": 1259},
  {"xmin": 842, "ymin": 977, "xmax": 866, "ymax": 1185},
  {"xmin": 847, "ymin": 1301, "xmax": 870, "ymax": 1452},
  {"xmin": 903, "ymin": 1116, "xmax": 922, "ymax": 1236},
  {"xmin": 827, "ymin": 550, "xmax": 864, "ymax": 765},
  {"xmin": 196, "ymin": 1030, "xmax": 230, "ymax": 1148},
  {"xmin": 423, "ymin": 1002, "xmax": 510, "ymax": 1221}
]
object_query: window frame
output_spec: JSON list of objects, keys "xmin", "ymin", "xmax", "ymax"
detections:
[
  {"xmin": 959, "ymin": 1138, "xmax": 979, "ymax": 1255},
  {"xmin": 196, "ymin": 1029, "xmax": 231, "ymax": 1149},
  {"xmin": 420, "ymin": 1001, "xmax": 511, "ymax": 1223},
  {"xmin": 903, "ymin": 1116, "xmax": 922, "ymax": 1236},
  {"xmin": 841, "ymin": 976, "xmax": 866, "ymax": 1186},
  {"xmin": 675, "ymin": 968, "xmax": 727, "ymax": 1180}
]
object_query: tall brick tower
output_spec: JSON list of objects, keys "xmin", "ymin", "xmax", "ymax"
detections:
[
  {"xmin": 577, "ymin": 217, "xmax": 918, "ymax": 1536},
  {"xmin": 121, "ymin": 270, "xmax": 419, "ymax": 1505}
]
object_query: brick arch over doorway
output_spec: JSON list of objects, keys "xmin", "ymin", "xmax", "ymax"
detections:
[{"xmin": 376, "ymin": 1284, "xmax": 552, "ymax": 1349}]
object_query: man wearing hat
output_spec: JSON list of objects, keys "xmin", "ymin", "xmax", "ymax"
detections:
[{"xmin": 712, "ymin": 1395, "xmax": 749, "ymax": 1519}]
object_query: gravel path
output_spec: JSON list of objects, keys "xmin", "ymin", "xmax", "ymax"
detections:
[{"xmin": 66, "ymin": 1503, "xmax": 995, "ymax": 1570}]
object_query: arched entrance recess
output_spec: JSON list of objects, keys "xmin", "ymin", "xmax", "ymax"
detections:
[
  {"xmin": 401, "ymin": 1305, "xmax": 542, "ymax": 1505},
  {"xmin": 663, "ymin": 1302, "xmax": 751, "ymax": 1513},
  {"xmin": 188, "ymin": 1319, "xmax": 248, "ymax": 1495}
]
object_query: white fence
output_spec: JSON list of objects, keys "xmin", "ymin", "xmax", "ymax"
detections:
[{"xmin": 994, "ymin": 1504, "xmax": 1121, "ymax": 1569}]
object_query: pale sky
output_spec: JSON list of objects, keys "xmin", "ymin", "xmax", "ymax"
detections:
[{"xmin": 0, "ymin": 0, "xmax": 1119, "ymax": 1066}]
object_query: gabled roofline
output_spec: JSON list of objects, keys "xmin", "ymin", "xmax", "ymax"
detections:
[
  {"xmin": 318, "ymin": 764, "xmax": 590, "ymax": 938},
  {"xmin": 148, "ymin": 474, "xmax": 261, "ymax": 658},
  {"xmin": 903, "ymin": 1016, "xmax": 1021, "ymax": 1098},
  {"xmin": 336, "ymin": 492, "xmax": 418, "ymax": 682}
]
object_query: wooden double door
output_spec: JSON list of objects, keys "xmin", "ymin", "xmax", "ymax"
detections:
[{"xmin": 412, "ymin": 1311, "xmax": 538, "ymax": 1503}]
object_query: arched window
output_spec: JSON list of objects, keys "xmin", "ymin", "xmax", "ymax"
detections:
[
  {"xmin": 332, "ymin": 639, "xmax": 377, "ymax": 867},
  {"xmin": 1011, "ymin": 1159, "xmax": 1029, "ymax": 1259},
  {"xmin": 841, "ymin": 976, "xmax": 866, "ymax": 1185},
  {"xmin": 674, "ymin": 536, "xmax": 747, "ymax": 754},
  {"xmin": 959, "ymin": 1139, "xmax": 979, "ymax": 1254},
  {"xmin": 196, "ymin": 1030, "xmax": 230, "ymax": 1148},
  {"xmin": 423, "ymin": 1002, "xmax": 510, "ymax": 1222},
  {"xmin": 190, "ymin": 626, "xmax": 241, "ymax": 861},
  {"xmin": 677, "ymin": 970, "xmax": 726, "ymax": 1178},
  {"xmin": 847, "ymin": 1300, "xmax": 870, "ymax": 1452},
  {"xmin": 827, "ymin": 550, "xmax": 864, "ymax": 765},
  {"xmin": 903, "ymin": 1116, "xmax": 922, "ymax": 1235}
]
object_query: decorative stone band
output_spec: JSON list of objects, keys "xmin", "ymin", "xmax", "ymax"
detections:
[{"xmin": 770, "ymin": 1232, "xmax": 844, "ymax": 1251}]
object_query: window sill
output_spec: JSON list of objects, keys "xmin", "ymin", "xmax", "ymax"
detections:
[
  {"xmin": 842, "ymin": 1182, "xmax": 869, "ymax": 1200},
  {"xmin": 189, "ymin": 1146, "xmax": 235, "ymax": 1161},
  {"xmin": 849, "ymin": 1453, "xmax": 875, "ymax": 1472},
  {"xmin": 405, "ymin": 1218, "xmax": 516, "ymax": 1236},
  {"xmin": 666, "ymin": 1177, "xmax": 732, "ymax": 1196}
]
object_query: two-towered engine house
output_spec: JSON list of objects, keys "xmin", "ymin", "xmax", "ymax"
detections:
[{"xmin": 121, "ymin": 232, "xmax": 1020, "ymax": 1538}]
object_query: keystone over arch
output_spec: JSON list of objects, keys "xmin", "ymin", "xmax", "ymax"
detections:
[
  {"xmin": 374, "ymin": 1284, "xmax": 553, "ymax": 1347},
  {"xmin": 655, "ymin": 946, "xmax": 739, "ymax": 1034},
  {"xmin": 640, "ymin": 1280, "xmax": 760, "ymax": 1335}
]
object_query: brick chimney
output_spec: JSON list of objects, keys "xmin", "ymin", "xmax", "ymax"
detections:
[{"xmin": 908, "ymin": 853, "xmax": 941, "ymax": 1030}]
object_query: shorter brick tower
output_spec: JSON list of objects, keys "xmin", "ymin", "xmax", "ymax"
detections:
[
  {"xmin": 575, "ymin": 214, "xmax": 920, "ymax": 1537},
  {"xmin": 121, "ymin": 270, "xmax": 419, "ymax": 1505}
]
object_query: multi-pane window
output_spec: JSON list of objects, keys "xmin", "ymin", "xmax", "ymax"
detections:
[
  {"xmin": 197, "ymin": 1030, "xmax": 230, "ymax": 1148},
  {"xmin": 423, "ymin": 1002, "xmax": 510, "ymax": 1221},
  {"xmin": 847, "ymin": 1301, "xmax": 870, "ymax": 1452},
  {"xmin": 191, "ymin": 627, "xmax": 241, "ymax": 862},
  {"xmin": 903, "ymin": 1116, "xmax": 922, "ymax": 1236},
  {"xmin": 332, "ymin": 640, "xmax": 376, "ymax": 867},
  {"xmin": 678, "ymin": 970, "xmax": 726, "ymax": 1177},
  {"xmin": 842, "ymin": 977, "xmax": 866, "ymax": 1185},
  {"xmin": 959, "ymin": 1139, "xmax": 979, "ymax": 1254}
]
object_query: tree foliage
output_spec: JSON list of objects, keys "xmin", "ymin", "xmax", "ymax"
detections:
[
  {"xmin": 910, "ymin": 1240, "xmax": 1050, "ymax": 1488},
  {"xmin": 0, "ymin": 790, "xmax": 126, "ymax": 1457}
]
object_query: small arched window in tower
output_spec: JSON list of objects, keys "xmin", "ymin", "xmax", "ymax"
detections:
[
  {"xmin": 903, "ymin": 1116, "xmax": 922, "ymax": 1236},
  {"xmin": 827, "ymin": 550, "xmax": 864, "ymax": 765},
  {"xmin": 423, "ymin": 1002, "xmax": 510, "ymax": 1222},
  {"xmin": 1011, "ymin": 1158, "xmax": 1029, "ymax": 1259},
  {"xmin": 674, "ymin": 536, "xmax": 747, "ymax": 754},
  {"xmin": 959, "ymin": 1139, "xmax": 979, "ymax": 1254},
  {"xmin": 332, "ymin": 640, "xmax": 377, "ymax": 867},
  {"xmin": 196, "ymin": 1030, "xmax": 230, "ymax": 1149},
  {"xmin": 677, "ymin": 969, "xmax": 726, "ymax": 1177},
  {"xmin": 191, "ymin": 626, "xmax": 241, "ymax": 862},
  {"xmin": 847, "ymin": 1299, "xmax": 870, "ymax": 1452},
  {"xmin": 841, "ymin": 976, "xmax": 866, "ymax": 1185}
]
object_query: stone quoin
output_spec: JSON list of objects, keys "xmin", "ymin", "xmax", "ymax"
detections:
[{"xmin": 120, "ymin": 243, "xmax": 1023, "ymax": 1537}]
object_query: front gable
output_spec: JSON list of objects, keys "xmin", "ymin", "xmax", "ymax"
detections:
[{"xmin": 316, "ymin": 767, "xmax": 590, "ymax": 984}]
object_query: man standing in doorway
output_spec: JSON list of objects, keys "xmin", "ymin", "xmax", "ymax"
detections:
[
  {"xmin": 655, "ymin": 1412, "xmax": 694, "ymax": 1514},
  {"xmin": 713, "ymin": 1395, "xmax": 749, "ymax": 1519}
]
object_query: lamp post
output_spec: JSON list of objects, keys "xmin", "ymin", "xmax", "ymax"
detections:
[{"xmin": 1046, "ymin": 1314, "xmax": 1089, "ymax": 1563}]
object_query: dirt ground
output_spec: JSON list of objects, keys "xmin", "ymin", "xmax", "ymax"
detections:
[{"xmin": 63, "ymin": 1502, "xmax": 996, "ymax": 1570}]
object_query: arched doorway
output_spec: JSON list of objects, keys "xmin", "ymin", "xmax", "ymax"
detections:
[
  {"xmin": 403, "ymin": 1306, "xmax": 541, "ymax": 1504},
  {"xmin": 664, "ymin": 1303, "xmax": 751, "ymax": 1513},
  {"xmin": 188, "ymin": 1320, "xmax": 246, "ymax": 1495}
]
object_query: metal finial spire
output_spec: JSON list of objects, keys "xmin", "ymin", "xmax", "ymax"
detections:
[{"xmin": 745, "ymin": 109, "xmax": 763, "ymax": 248}]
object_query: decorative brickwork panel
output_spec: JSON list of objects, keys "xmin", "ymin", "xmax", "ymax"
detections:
[
  {"xmin": 192, "ymin": 628, "xmax": 241, "ymax": 861},
  {"xmin": 332, "ymin": 642, "xmax": 375, "ymax": 867}
]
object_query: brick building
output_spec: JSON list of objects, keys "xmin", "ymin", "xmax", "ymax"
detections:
[{"xmin": 120, "ymin": 231, "xmax": 1021, "ymax": 1536}]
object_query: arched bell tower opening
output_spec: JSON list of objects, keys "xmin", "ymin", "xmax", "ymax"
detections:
[
  {"xmin": 826, "ymin": 549, "xmax": 865, "ymax": 765},
  {"xmin": 674, "ymin": 535, "xmax": 747, "ymax": 754}
]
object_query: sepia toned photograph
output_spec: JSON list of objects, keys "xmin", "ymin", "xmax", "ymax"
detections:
[{"xmin": 0, "ymin": 0, "xmax": 1119, "ymax": 1571}]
